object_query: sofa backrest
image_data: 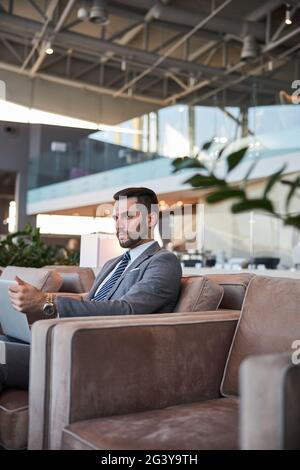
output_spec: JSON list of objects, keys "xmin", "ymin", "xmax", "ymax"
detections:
[
  {"xmin": 221, "ymin": 275, "xmax": 300, "ymax": 397},
  {"xmin": 174, "ymin": 276, "xmax": 224, "ymax": 313},
  {"xmin": 205, "ymin": 273, "xmax": 254, "ymax": 310},
  {"xmin": 0, "ymin": 266, "xmax": 63, "ymax": 292},
  {"xmin": 44, "ymin": 266, "xmax": 95, "ymax": 293}
]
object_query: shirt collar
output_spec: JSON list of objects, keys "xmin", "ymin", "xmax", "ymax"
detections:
[{"xmin": 128, "ymin": 240, "xmax": 157, "ymax": 264}]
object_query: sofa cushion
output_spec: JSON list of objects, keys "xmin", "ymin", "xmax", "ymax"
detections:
[
  {"xmin": 206, "ymin": 273, "xmax": 254, "ymax": 310},
  {"xmin": 174, "ymin": 276, "xmax": 224, "ymax": 313},
  {"xmin": 44, "ymin": 266, "xmax": 95, "ymax": 293},
  {"xmin": 1, "ymin": 266, "xmax": 63, "ymax": 292},
  {"xmin": 0, "ymin": 389, "xmax": 28, "ymax": 449},
  {"xmin": 221, "ymin": 276, "xmax": 300, "ymax": 397},
  {"xmin": 62, "ymin": 397, "xmax": 239, "ymax": 450}
]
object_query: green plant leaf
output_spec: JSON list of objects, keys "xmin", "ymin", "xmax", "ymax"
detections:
[
  {"xmin": 231, "ymin": 198, "xmax": 274, "ymax": 214},
  {"xmin": 202, "ymin": 140, "xmax": 214, "ymax": 151},
  {"xmin": 0, "ymin": 224, "xmax": 79, "ymax": 267},
  {"xmin": 242, "ymin": 160, "xmax": 257, "ymax": 187},
  {"xmin": 206, "ymin": 188, "xmax": 245, "ymax": 204},
  {"xmin": 184, "ymin": 174, "xmax": 227, "ymax": 188},
  {"xmin": 172, "ymin": 156, "xmax": 207, "ymax": 173},
  {"xmin": 216, "ymin": 144, "xmax": 227, "ymax": 160},
  {"xmin": 284, "ymin": 215, "xmax": 300, "ymax": 229},
  {"xmin": 283, "ymin": 176, "xmax": 300, "ymax": 211},
  {"xmin": 263, "ymin": 164, "xmax": 286, "ymax": 198},
  {"xmin": 227, "ymin": 146, "xmax": 248, "ymax": 173}
]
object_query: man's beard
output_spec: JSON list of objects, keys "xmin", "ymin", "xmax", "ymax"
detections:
[
  {"xmin": 117, "ymin": 222, "xmax": 149, "ymax": 248},
  {"xmin": 118, "ymin": 236, "xmax": 142, "ymax": 249}
]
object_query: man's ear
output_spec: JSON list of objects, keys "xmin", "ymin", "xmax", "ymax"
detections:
[{"xmin": 149, "ymin": 211, "xmax": 158, "ymax": 228}]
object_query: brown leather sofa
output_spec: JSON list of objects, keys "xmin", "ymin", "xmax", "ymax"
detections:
[
  {"xmin": 27, "ymin": 273, "xmax": 253, "ymax": 450},
  {"xmin": 0, "ymin": 272, "xmax": 252, "ymax": 449},
  {"xmin": 28, "ymin": 275, "xmax": 300, "ymax": 450},
  {"xmin": 29, "ymin": 274, "xmax": 251, "ymax": 449}
]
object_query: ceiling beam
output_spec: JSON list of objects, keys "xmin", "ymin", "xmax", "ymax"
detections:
[
  {"xmin": 185, "ymin": 40, "xmax": 300, "ymax": 107},
  {"xmin": 27, "ymin": 0, "xmax": 46, "ymax": 21},
  {"xmin": 0, "ymin": 12, "xmax": 226, "ymax": 77},
  {"xmin": 113, "ymin": 0, "xmax": 233, "ymax": 97},
  {"xmin": 0, "ymin": 60, "xmax": 165, "ymax": 105},
  {"xmin": 270, "ymin": 3, "xmax": 300, "ymax": 42},
  {"xmin": 29, "ymin": 0, "xmax": 76, "ymax": 76},
  {"xmin": 110, "ymin": 1, "xmax": 266, "ymax": 41},
  {"xmin": 245, "ymin": 0, "xmax": 282, "ymax": 22},
  {"xmin": 21, "ymin": 0, "xmax": 59, "ymax": 71},
  {"xmin": 0, "ymin": 37, "xmax": 23, "ymax": 64}
]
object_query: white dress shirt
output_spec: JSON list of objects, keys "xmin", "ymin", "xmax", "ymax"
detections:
[{"xmin": 94, "ymin": 240, "xmax": 156, "ymax": 296}]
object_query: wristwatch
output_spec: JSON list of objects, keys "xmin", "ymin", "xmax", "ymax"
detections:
[{"xmin": 42, "ymin": 293, "xmax": 57, "ymax": 317}]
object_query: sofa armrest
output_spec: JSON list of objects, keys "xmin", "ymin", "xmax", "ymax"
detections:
[
  {"xmin": 46, "ymin": 313, "xmax": 237, "ymax": 449},
  {"xmin": 53, "ymin": 292, "xmax": 89, "ymax": 300},
  {"xmin": 240, "ymin": 351, "xmax": 300, "ymax": 449},
  {"xmin": 25, "ymin": 293, "xmax": 89, "ymax": 325}
]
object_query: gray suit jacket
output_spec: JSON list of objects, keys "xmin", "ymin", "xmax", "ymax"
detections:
[{"xmin": 57, "ymin": 241, "xmax": 182, "ymax": 317}]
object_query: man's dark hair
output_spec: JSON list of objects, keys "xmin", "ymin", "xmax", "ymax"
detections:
[{"xmin": 113, "ymin": 187, "xmax": 159, "ymax": 214}]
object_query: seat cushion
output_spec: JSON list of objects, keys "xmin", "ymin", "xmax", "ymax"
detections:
[
  {"xmin": 0, "ymin": 389, "xmax": 28, "ymax": 449},
  {"xmin": 62, "ymin": 398, "xmax": 239, "ymax": 450},
  {"xmin": 206, "ymin": 273, "xmax": 254, "ymax": 310},
  {"xmin": 221, "ymin": 276, "xmax": 300, "ymax": 397},
  {"xmin": 174, "ymin": 276, "xmax": 224, "ymax": 312},
  {"xmin": 1, "ymin": 266, "xmax": 63, "ymax": 292}
]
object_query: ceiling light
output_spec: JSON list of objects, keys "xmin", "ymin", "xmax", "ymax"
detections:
[
  {"xmin": 285, "ymin": 4, "xmax": 292, "ymax": 24},
  {"xmin": 188, "ymin": 75, "xmax": 196, "ymax": 87},
  {"xmin": 121, "ymin": 59, "xmax": 127, "ymax": 71},
  {"xmin": 89, "ymin": 0, "xmax": 109, "ymax": 25},
  {"xmin": 77, "ymin": 7, "xmax": 89, "ymax": 21},
  {"xmin": 240, "ymin": 35, "xmax": 258, "ymax": 61},
  {"xmin": 45, "ymin": 41, "xmax": 54, "ymax": 55}
]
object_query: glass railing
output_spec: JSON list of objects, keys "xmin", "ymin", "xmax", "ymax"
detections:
[
  {"xmin": 28, "ymin": 104, "xmax": 300, "ymax": 190},
  {"xmin": 28, "ymin": 137, "xmax": 167, "ymax": 190}
]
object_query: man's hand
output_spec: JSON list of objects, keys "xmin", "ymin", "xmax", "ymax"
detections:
[{"xmin": 8, "ymin": 276, "xmax": 47, "ymax": 315}]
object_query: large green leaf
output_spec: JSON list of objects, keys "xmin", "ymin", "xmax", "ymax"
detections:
[
  {"xmin": 206, "ymin": 188, "xmax": 245, "ymax": 204},
  {"xmin": 242, "ymin": 160, "xmax": 257, "ymax": 186},
  {"xmin": 227, "ymin": 146, "xmax": 248, "ymax": 173},
  {"xmin": 231, "ymin": 198, "xmax": 274, "ymax": 214},
  {"xmin": 184, "ymin": 173, "xmax": 227, "ymax": 188},
  {"xmin": 263, "ymin": 164, "xmax": 286, "ymax": 198},
  {"xmin": 172, "ymin": 156, "xmax": 207, "ymax": 173}
]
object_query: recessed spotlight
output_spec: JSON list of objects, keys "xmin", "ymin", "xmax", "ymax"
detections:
[
  {"xmin": 285, "ymin": 4, "xmax": 292, "ymax": 24},
  {"xmin": 121, "ymin": 59, "xmax": 127, "ymax": 71},
  {"xmin": 45, "ymin": 41, "xmax": 53, "ymax": 55}
]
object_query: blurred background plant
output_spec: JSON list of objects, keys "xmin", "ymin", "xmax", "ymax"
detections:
[
  {"xmin": 0, "ymin": 224, "xmax": 79, "ymax": 267},
  {"xmin": 172, "ymin": 140, "xmax": 300, "ymax": 230}
]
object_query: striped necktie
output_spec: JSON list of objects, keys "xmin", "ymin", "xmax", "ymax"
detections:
[{"xmin": 92, "ymin": 250, "xmax": 131, "ymax": 302}]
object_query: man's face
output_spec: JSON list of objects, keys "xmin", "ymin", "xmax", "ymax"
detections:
[{"xmin": 113, "ymin": 197, "xmax": 152, "ymax": 248}]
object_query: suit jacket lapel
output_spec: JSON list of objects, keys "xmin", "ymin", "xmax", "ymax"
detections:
[
  {"xmin": 106, "ymin": 241, "xmax": 161, "ymax": 299},
  {"xmin": 88, "ymin": 255, "xmax": 123, "ymax": 299}
]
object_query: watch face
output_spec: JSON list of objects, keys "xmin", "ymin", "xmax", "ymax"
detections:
[{"xmin": 43, "ymin": 303, "xmax": 55, "ymax": 316}]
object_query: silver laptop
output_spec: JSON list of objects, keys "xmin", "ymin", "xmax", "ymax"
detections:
[{"xmin": 0, "ymin": 279, "xmax": 31, "ymax": 343}]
